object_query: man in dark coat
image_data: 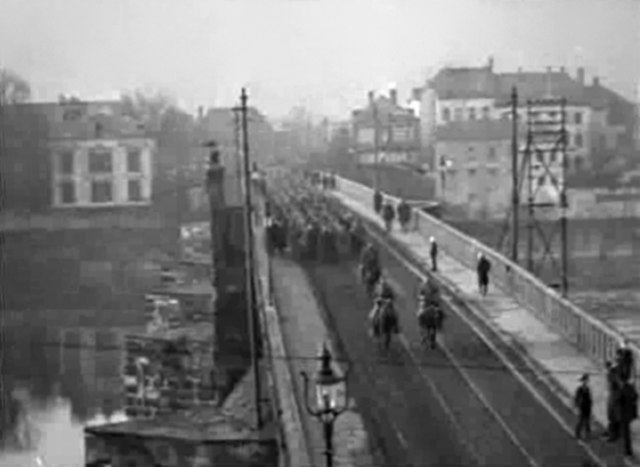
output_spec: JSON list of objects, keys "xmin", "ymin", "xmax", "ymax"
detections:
[
  {"xmin": 616, "ymin": 339, "xmax": 634, "ymax": 383},
  {"xmin": 397, "ymin": 199, "xmax": 411, "ymax": 232},
  {"xmin": 574, "ymin": 373, "xmax": 593, "ymax": 440},
  {"xmin": 619, "ymin": 380, "xmax": 638, "ymax": 457},
  {"xmin": 476, "ymin": 253, "xmax": 492, "ymax": 296},
  {"xmin": 429, "ymin": 237, "xmax": 439, "ymax": 272},
  {"xmin": 605, "ymin": 360, "xmax": 622, "ymax": 441}
]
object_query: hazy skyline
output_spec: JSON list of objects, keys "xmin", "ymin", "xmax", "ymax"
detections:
[{"xmin": 1, "ymin": 0, "xmax": 638, "ymax": 120}]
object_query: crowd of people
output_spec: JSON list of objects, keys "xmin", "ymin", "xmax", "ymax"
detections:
[{"xmin": 262, "ymin": 170, "xmax": 367, "ymax": 263}]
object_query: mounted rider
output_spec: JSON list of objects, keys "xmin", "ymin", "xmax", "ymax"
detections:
[
  {"xmin": 418, "ymin": 277, "xmax": 444, "ymax": 327},
  {"xmin": 375, "ymin": 275, "xmax": 396, "ymax": 302},
  {"xmin": 360, "ymin": 242, "xmax": 380, "ymax": 276}
]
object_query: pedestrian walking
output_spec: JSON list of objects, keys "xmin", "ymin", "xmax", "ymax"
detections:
[
  {"xmin": 605, "ymin": 361, "xmax": 622, "ymax": 442},
  {"xmin": 476, "ymin": 253, "xmax": 491, "ymax": 296},
  {"xmin": 429, "ymin": 237, "xmax": 438, "ymax": 272},
  {"xmin": 616, "ymin": 339, "xmax": 634, "ymax": 383},
  {"xmin": 574, "ymin": 373, "xmax": 593, "ymax": 440},
  {"xmin": 619, "ymin": 380, "xmax": 638, "ymax": 457}
]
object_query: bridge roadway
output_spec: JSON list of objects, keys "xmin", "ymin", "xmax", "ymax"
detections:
[{"xmin": 304, "ymin": 242, "xmax": 625, "ymax": 466}]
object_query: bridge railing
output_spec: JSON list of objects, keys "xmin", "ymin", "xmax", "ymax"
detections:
[{"xmin": 333, "ymin": 174, "xmax": 640, "ymax": 375}]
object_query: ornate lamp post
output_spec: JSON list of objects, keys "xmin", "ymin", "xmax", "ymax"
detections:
[{"xmin": 300, "ymin": 343, "xmax": 350, "ymax": 467}]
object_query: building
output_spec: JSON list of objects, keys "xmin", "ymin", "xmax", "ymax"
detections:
[
  {"xmin": 420, "ymin": 58, "xmax": 634, "ymax": 174},
  {"xmin": 435, "ymin": 120, "xmax": 513, "ymax": 218},
  {"xmin": 0, "ymin": 98, "xmax": 176, "ymax": 312},
  {"xmin": 351, "ymin": 89, "xmax": 421, "ymax": 166},
  {"xmin": 2, "ymin": 98, "xmax": 156, "ymax": 211}
]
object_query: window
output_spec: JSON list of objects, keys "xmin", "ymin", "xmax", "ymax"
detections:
[
  {"xmin": 59, "ymin": 181, "xmax": 75, "ymax": 204},
  {"xmin": 88, "ymin": 149, "xmax": 113, "ymax": 173},
  {"xmin": 127, "ymin": 148, "xmax": 142, "ymax": 173},
  {"xmin": 574, "ymin": 112, "xmax": 583, "ymax": 125},
  {"xmin": 548, "ymin": 151, "xmax": 556, "ymax": 164},
  {"xmin": 454, "ymin": 108, "xmax": 463, "ymax": 121},
  {"xmin": 536, "ymin": 150, "xmax": 545, "ymax": 164},
  {"xmin": 482, "ymin": 106, "xmax": 490, "ymax": 120},
  {"xmin": 128, "ymin": 180, "xmax": 143, "ymax": 201},
  {"xmin": 468, "ymin": 107, "xmax": 476, "ymax": 120},
  {"xmin": 488, "ymin": 147, "xmax": 496, "ymax": 161},
  {"xmin": 575, "ymin": 133, "xmax": 583, "ymax": 147},
  {"xmin": 58, "ymin": 151, "xmax": 74, "ymax": 175},
  {"xmin": 91, "ymin": 180, "xmax": 113, "ymax": 203},
  {"xmin": 442, "ymin": 108, "xmax": 451, "ymax": 122}
]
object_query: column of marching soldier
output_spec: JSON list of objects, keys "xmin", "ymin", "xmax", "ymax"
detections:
[{"xmin": 262, "ymin": 170, "xmax": 368, "ymax": 263}]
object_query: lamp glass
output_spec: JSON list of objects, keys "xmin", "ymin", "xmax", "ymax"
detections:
[{"xmin": 315, "ymin": 378, "xmax": 346, "ymax": 411}]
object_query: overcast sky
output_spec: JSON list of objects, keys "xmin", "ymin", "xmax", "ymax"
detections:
[{"xmin": 0, "ymin": 0, "xmax": 638, "ymax": 119}]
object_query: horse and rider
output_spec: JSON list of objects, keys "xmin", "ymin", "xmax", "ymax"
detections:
[
  {"xmin": 417, "ymin": 278, "xmax": 445, "ymax": 349},
  {"xmin": 368, "ymin": 275, "xmax": 400, "ymax": 350},
  {"xmin": 360, "ymin": 242, "xmax": 382, "ymax": 297}
]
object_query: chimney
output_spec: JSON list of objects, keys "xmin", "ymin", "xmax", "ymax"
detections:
[
  {"xmin": 368, "ymin": 91, "xmax": 375, "ymax": 104},
  {"xmin": 197, "ymin": 106, "xmax": 204, "ymax": 121},
  {"xmin": 487, "ymin": 56, "xmax": 494, "ymax": 71},
  {"xmin": 517, "ymin": 67, "xmax": 523, "ymax": 74},
  {"xmin": 577, "ymin": 67, "xmax": 585, "ymax": 85},
  {"xmin": 593, "ymin": 76, "xmax": 600, "ymax": 87},
  {"xmin": 560, "ymin": 66, "xmax": 566, "ymax": 74},
  {"xmin": 546, "ymin": 66, "xmax": 552, "ymax": 74},
  {"xmin": 389, "ymin": 88, "xmax": 398, "ymax": 105},
  {"xmin": 411, "ymin": 87, "xmax": 423, "ymax": 101}
]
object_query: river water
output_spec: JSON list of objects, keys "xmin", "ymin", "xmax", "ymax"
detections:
[{"xmin": 0, "ymin": 325, "xmax": 134, "ymax": 467}]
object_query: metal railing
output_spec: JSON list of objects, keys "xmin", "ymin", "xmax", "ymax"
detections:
[{"xmin": 333, "ymin": 174, "xmax": 640, "ymax": 375}]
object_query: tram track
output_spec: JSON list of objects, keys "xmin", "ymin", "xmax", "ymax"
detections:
[{"xmin": 331, "ymin": 214, "xmax": 626, "ymax": 467}]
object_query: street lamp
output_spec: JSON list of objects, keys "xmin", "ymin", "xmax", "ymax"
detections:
[{"xmin": 300, "ymin": 343, "xmax": 350, "ymax": 467}]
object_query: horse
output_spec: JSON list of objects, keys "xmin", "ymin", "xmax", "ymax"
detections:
[
  {"xmin": 360, "ymin": 262, "xmax": 382, "ymax": 297},
  {"xmin": 369, "ymin": 298, "xmax": 399, "ymax": 350},
  {"xmin": 417, "ymin": 298, "xmax": 444, "ymax": 349}
]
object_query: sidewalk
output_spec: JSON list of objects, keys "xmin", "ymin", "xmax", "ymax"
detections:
[
  {"xmin": 332, "ymin": 190, "xmax": 640, "ymax": 461},
  {"xmin": 269, "ymin": 255, "xmax": 374, "ymax": 467}
]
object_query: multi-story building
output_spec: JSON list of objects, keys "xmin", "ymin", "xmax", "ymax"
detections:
[
  {"xmin": 50, "ymin": 100, "xmax": 155, "ymax": 208},
  {"xmin": 351, "ymin": 89, "xmax": 420, "ymax": 166},
  {"xmin": 435, "ymin": 120, "xmax": 512, "ymax": 218},
  {"xmin": 420, "ymin": 59, "xmax": 634, "ymax": 174}
]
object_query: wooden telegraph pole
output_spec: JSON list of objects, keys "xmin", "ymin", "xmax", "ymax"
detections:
[{"xmin": 239, "ymin": 88, "xmax": 263, "ymax": 429}]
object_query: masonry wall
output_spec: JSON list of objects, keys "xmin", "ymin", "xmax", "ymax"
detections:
[{"xmin": 0, "ymin": 210, "xmax": 177, "ymax": 312}]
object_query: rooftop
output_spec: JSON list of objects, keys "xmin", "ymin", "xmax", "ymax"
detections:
[
  {"xmin": 6, "ymin": 100, "xmax": 150, "ymax": 140},
  {"xmin": 430, "ymin": 65, "xmax": 631, "ymax": 111}
]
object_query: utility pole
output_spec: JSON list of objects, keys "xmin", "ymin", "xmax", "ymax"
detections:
[
  {"xmin": 233, "ymin": 108, "xmax": 243, "ymax": 203},
  {"xmin": 372, "ymin": 94, "xmax": 380, "ymax": 190},
  {"xmin": 240, "ymin": 88, "xmax": 263, "ymax": 429},
  {"xmin": 510, "ymin": 87, "xmax": 519, "ymax": 263}
]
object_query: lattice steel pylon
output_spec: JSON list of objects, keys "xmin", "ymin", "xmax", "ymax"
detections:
[
  {"xmin": 496, "ymin": 88, "xmax": 570, "ymax": 297},
  {"xmin": 522, "ymin": 96, "xmax": 570, "ymax": 296}
]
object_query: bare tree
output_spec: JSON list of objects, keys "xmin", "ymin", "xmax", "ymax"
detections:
[
  {"xmin": 0, "ymin": 69, "xmax": 31, "ymax": 105},
  {"xmin": 120, "ymin": 88, "xmax": 177, "ymax": 131}
]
